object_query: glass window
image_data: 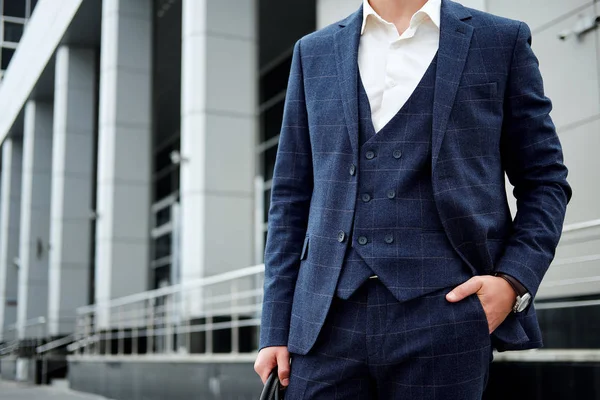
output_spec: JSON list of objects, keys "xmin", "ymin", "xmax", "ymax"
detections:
[
  {"xmin": 3, "ymin": 21, "xmax": 23, "ymax": 42},
  {"xmin": 263, "ymin": 143, "xmax": 278, "ymax": 182},
  {"xmin": 155, "ymin": 206, "xmax": 171, "ymax": 228},
  {"xmin": 153, "ymin": 233, "xmax": 172, "ymax": 261},
  {"xmin": 3, "ymin": 0, "xmax": 26, "ymax": 18},
  {"xmin": 260, "ymin": 56, "xmax": 292, "ymax": 104},
  {"xmin": 261, "ymin": 100, "xmax": 284, "ymax": 143},
  {"xmin": 154, "ymin": 171, "xmax": 175, "ymax": 201},
  {"xmin": 153, "ymin": 265, "xmax": 171, "ymax": 289},
  {"xmin": 263, "ymin": 189, "xmax": 271, "ymax": 224},
  {"xmin": 1, "ymin": 47, "xmax": 15, "ymax": 70},
  {"xmin": 30, "ymin": 0, "xmax": 38, "ymax": 16}
]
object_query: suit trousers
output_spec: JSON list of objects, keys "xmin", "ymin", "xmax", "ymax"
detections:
[{"xmin": 286, "ymin": 278, "xmax": 493, "ymax": 399}]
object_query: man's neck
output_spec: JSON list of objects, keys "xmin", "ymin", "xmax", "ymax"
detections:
[{"xmin": 368, "ymin": 0, "xmax": 428, "ymax": 34}]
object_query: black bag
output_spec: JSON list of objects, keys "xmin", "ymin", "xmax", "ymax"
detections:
[{"xmin": 259, "ymin": 366, "xmax": 286, "ymax": 400}]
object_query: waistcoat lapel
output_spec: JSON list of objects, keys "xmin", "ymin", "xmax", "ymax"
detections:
[
  {"xmin": 431, "ymin": 0, "xmax": 473, "ymax": 170},
  {"xmin": 334, "ymin": 7, "xmax": 363, "ymax": 157}
]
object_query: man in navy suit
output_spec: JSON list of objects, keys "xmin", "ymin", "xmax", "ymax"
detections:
[{"xmin": 255, "ymin": 0, "xmax": 571, "ymax": 398}]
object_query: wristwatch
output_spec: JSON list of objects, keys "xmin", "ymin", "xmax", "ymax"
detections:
[{"xmin": 494, "ymin": 273, "xmax": 532, "ymax": 313}]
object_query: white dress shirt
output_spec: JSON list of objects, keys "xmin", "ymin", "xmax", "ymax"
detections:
[{"xmin": 358, "ymin": 0, "xmax": 441, "ymax": 133}]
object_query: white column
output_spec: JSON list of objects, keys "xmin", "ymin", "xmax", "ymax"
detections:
[
  {"xmin": 47, "ymin": 46, "xmax": 97, "ymax": 337},
  {"xmin": 0, "ymin": 137, "xmax": 23, "ymax": 341},
  {"xmin": 17, "ymin": 101, "xmax": 53, "ymax": 340},
  {"xmin": 180, "ymin": 1, "xmax": 256, "ymax": 288},
  {"xmin": 95, "ymin": 0, "xmax": 152, "ymax": 314}
]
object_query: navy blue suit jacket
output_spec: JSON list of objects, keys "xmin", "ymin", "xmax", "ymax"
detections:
[{"xmin": 260, "ymin": 0, "xmax": 571, "ymax": 355}]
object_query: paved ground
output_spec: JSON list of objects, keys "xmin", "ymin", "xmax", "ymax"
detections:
[{"xmin": 0, "ymin": 380, "xmax": 111, "ymax": 399}]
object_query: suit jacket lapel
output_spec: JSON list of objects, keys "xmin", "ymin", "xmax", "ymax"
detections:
[
  {"xmin": 431, "ymin": 0, "xmax": 474, "ymax": 169},
  {"xmin": 334, "ymin": 8, "xmax": 362, "ymax": 157}
]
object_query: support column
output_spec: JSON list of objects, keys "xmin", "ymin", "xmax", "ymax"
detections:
[
  {"xmin": 95, "ymin": 0, "xmax": 152, "ymax": 316},
  {"xmin": 48, "ymin": 46, "xmax": 97, "ymax": 337},
  {"xmin": 17, "ymin": 101, "xmax": 53, "ymax": 340},
  {"xmin": 0, "ymin": 137, "xmax": 23, "ymax": 341},
  {"xmin": 180, "ymin": 1, "xmax": 256, "ymax": 286}
]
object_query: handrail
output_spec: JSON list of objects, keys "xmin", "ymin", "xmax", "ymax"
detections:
[
  {"xmin": 562, "ymin": 218, "xmax": 600, "ymax": 233},
  {"xmin": 21, "ymin": 316, "xmax": 46, "ymax": 327},
  {"xmin": 36, "ymin": 334, "xmax": 74, "ymax": 354},
  {"xmin": 77, "ymin": 264, "xmax": 265, "ymax": 313},
  {"xmin": 70, "ymin": 264, "xmax": 266, "ymax": 357},
  {"xmin": 0, "ymin": 340, "xmax": 18, "ymax": 356}
]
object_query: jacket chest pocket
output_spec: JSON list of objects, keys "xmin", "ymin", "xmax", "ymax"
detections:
[{"xmin": 454, "ymin": 82, "xmax": 498, "ymax": 103}]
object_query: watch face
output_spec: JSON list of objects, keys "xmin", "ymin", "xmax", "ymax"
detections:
[{"xmin": 516, "ymin": 293, "xmax": 532, "ymax": 313}]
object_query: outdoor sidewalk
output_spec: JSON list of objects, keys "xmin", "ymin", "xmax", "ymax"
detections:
[{"xmin": 0, "ymin": 379, "xmax": 111, "ymax": 400}]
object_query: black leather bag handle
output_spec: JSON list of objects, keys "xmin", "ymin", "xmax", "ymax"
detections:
[{"xmin": 259, "ymin": 366, "xmax": 285, "ymax": 400}]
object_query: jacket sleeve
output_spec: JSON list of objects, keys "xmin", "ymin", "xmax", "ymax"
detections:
[
  {"xmin": 495, "ymin": 22, "xmax": 572, "ymax": 298},
  {"xmin": 259, "ymin": 39, "xmax": 313, "ymax": 350}
]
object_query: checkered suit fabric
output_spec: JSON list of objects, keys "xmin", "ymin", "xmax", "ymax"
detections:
[
  {"xmin": 286, "ymin": 279, "xmax": 492, "ymax": 399},
  {"xmin": 336, "ymin": 54, "xmax": 472, "ymax": 301},
  {"xmin": 260, "ymin": 0, "xmax": 571, "ymax": 356}
]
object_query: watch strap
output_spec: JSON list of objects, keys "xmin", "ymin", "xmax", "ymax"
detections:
[{"xmin": 494, "ymin": 272, "xmax": 528, "ymax": 297}]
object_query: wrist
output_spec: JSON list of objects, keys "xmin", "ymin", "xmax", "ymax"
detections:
[
  {"xmin": 494, "ymin": 272, "xmax": 527, "ymax": 297},
  {"xmin": 494, "ymin": 272, "xmax": 532, "ymax": 313}
]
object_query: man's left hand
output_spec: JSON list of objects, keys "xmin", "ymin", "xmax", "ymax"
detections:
[{"xmin": 446, "ymin": 276, "xmax": 516, "ymax": 334}]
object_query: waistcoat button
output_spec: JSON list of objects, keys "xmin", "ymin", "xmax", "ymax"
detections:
[
  {"xmin": 393, "ymin": 150, "xmax": 402, "ymax": 159},
  {"xmin": 349, "ymin": 164, "xmax": 356, "ymax": 176},
  {"xmin": 337, "ymin": 231, "xmax": 346, "ymax": 243},
  {"xmin": 385, "ymin": 234, "xmax": 394, "ymax": 244},
  {"xmin": 358, "ymin": 236, "xmax": 368, "ymax": 245},
  {"xmin": 387, "ymin": 190, "xmax": 396, "ymax": 199},
  {"xmin": 361, "ymin": 193, "xmax": 371, "ymax": 203},
  {"xmin": 365, "ymin": 151, "xmax": 375, "ymax": 160}
]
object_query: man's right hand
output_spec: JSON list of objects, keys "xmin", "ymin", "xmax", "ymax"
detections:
[{"xmin": 254, "ymin": 346, "xmax": 291, "ymax": 387}]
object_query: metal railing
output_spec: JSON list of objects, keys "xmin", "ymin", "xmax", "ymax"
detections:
[
  {"xmin": 0, "ymin": 317, "xmax": 47, "ymax": 357},
  {"xmin": 68, "ymin": 264, "xmax": 265, "ymax": 357}
]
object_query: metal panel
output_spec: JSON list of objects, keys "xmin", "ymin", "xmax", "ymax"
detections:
[{"xmin": 531, "ymin": 4, "xmax": 599, "ymax": 130}]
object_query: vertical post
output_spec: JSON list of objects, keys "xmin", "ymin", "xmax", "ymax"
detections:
[
  {"xmin": 147, "ymin": 299, "xmax": 154, "ymax": 355},
  {"xmin": 205, "ymin": 288, "xmax": 212, "ymax": 355},
  {"xmin": 165, "ymin": 294, "xmax": 172, "ymax": 354},
  {"xmin": 132, "ymin": 304, "xmax": 138, "ymax": 355},
  {"xmin": 185, "ymin": 292, "xmax": 191, "ymax": 354},
  {"xmin": 231, "ymin": 280, "xmax": 239, "ymax": 354},
  {"xmin": 254, "ymin": 177, "xmax": 265, "ymax": 265},
  {"xmin": 84, "ymin": 314, "xmax": 91, "ymax": 356},
  {"xmin": 118, "ymin": 306, "xmax": 124, "ymax": 355},
  {"xmin": 171, "ymin": 203, "xmax": 181, "ymax": 286},
  {"xmin": 77, "ymin": 316, "xmax": 83, "ymax": 356}
]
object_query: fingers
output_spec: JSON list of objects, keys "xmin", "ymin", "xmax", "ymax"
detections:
[
  {"xmin": 277, "ymin": 350, "xmax": 291, "ymax": 386},
  {"xmin": 446, "ymin": 276, "xmax": 483, "ymax": 302},
  {"xmin": 254, "ymin": 346, "xmax": 290, "ymax": 385},
  {"xmin": 254, "ymin": 349, "xmax": 277, "ymax": 384}
]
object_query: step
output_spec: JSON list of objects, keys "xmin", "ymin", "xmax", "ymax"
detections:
[{"xmin": 51, "ymin": 378, "xmax": 69, "ymax": 390}]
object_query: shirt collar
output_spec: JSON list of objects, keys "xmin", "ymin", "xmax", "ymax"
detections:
[{"xmin": 361, "ymin": 0, "xmax": 441, "ymax": 35}]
